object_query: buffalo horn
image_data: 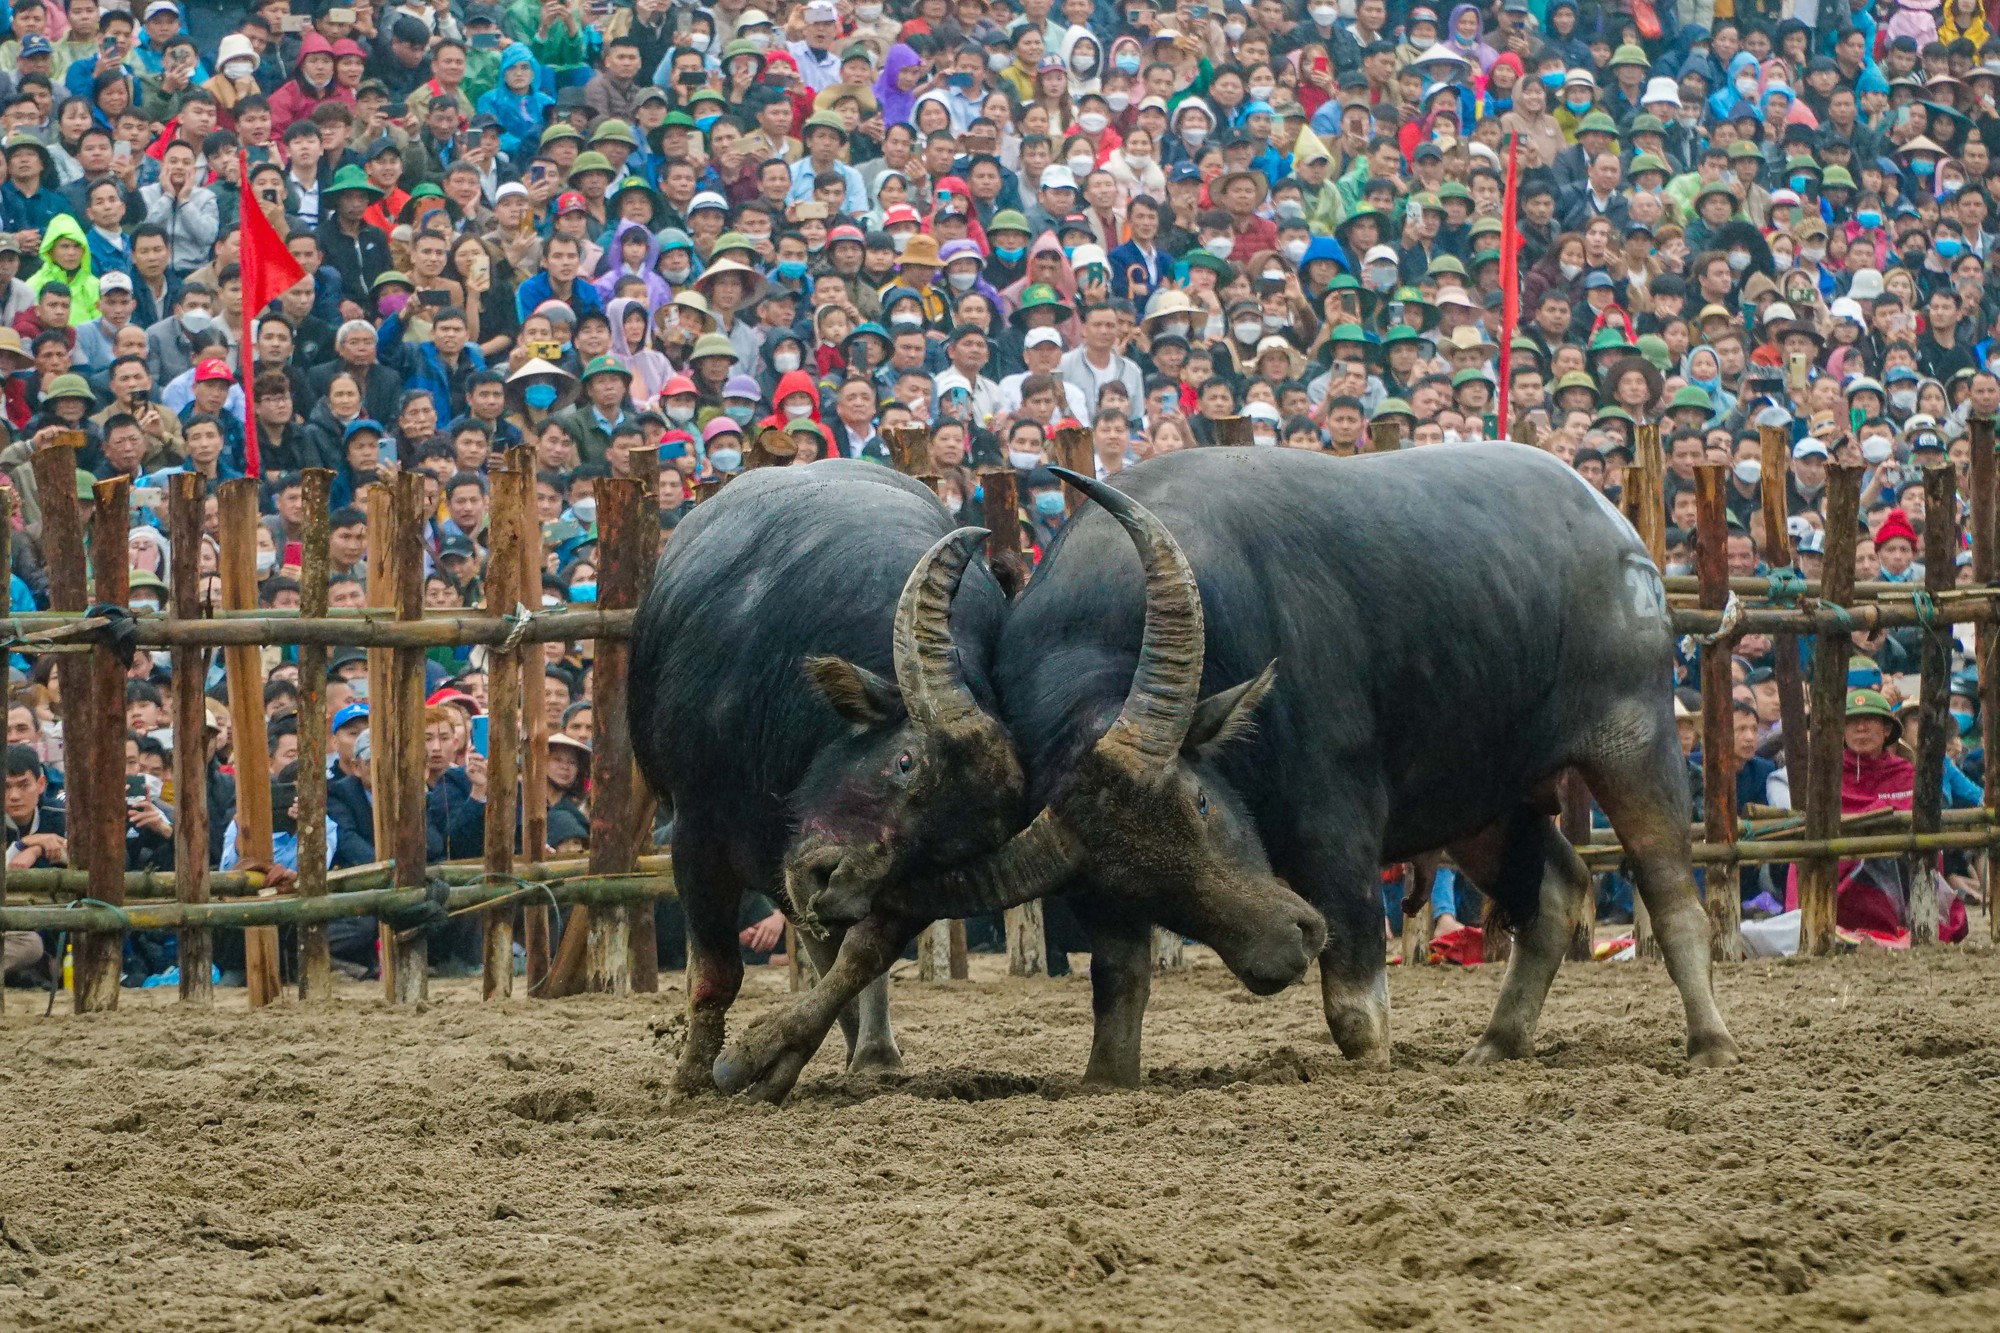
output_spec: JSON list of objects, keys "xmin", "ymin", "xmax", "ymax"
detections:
[
  {"xmin": 895, "ymin": 806, "xmax": 1083, "ymax": 918},
  {"xmin": 1048, "ymin": 469, "xmax": 1206, "ymax": 768},
  {"xmin": 892, "ymin": 526, "xmax": 990, "ymax": 730}
]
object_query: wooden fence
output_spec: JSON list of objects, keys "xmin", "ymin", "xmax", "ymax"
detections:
[{"xmin": 1, "ymin": 421, "xmax": 1995, "ymax": 1016}]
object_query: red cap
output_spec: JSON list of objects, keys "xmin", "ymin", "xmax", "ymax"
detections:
[
  {"xmin": 425, "ymin": 686, "xmax": 478, "ymax": 711},
  {"xmin": 662, "ymin": 374, "xmax": 697, "ymax": 397},
  {"xmin": 883, "ymin": 204, "xmax": 921, "ymax": 228},
  {"xmin": 827, "ymin": 224, "xmax": 865, "ymax": 245},
  {"xmin": 556, "ymin": 190, "xmax": 588, "ymax": 213},
  {"xmin": 194, "ymin": 358, "xmax": 234, "ymax": 383}
]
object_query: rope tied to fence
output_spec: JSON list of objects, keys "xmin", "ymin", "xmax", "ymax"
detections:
[
  {"xmin": 1765, "ymin": 568, "xmax": 1807, "ymax": 607},
  {"xmin": 0, "ymin": 604, "xmax": 140, "ymax": 663},
  {"xmin": 498, "ymin": 601, "xmax": 539, "ymax": 654},
  {"xmin": 1689, "ymin": 590, "xmax": 1746, "ymax": 648}
]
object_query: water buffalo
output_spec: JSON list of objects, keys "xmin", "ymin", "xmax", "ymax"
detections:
[
  {"xmin": 629, "ymin": 461, "xmax": 1025, "ymax": 1096},
  {"xmin": 840, "ymin": 445, "xmax": 1739, "ymax": 1082}
]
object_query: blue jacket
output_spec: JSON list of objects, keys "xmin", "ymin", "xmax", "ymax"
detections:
[
  {"xmin": 378, "ymin": 312, "xmax": 489, "ymax": 421},
  {"xmin": 515, "ymin": 269, "xmax": 603, "ymax": 323},
  {"xmin": 0, "ymin": 180, "xmax": 75, "ymax": 239},
  {"xmin": 1108, "ymin": 239, "xmax": 1171, "ymax": 304}
]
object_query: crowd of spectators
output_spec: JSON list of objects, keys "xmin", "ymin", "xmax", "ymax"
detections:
[{"xmin": 4, "ymin": 0, "xmax": 1998, "ymax": 988}]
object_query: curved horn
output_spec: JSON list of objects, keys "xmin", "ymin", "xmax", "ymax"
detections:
[
  {"xmin": 892, "ymin": 526, "xmax": 990, "ymax": 730},
  {"xmin": 889, "ymin": 807, "xmax": 1084, "ymax": 918},
  {"xmin": 1049, "ymin": 468, "xmax": 1205, "ymax": 768}
]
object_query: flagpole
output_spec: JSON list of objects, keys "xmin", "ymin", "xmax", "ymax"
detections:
[
  {"xmin": 238, "ymin": 150, "xmax": 260, "ymax": 478},
  {"xmin": 1495, "ymin": 134, "xmax": 1520, "ymax": 444}
]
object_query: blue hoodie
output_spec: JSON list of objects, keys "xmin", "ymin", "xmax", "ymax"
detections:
[
  {"xmin": 1707, "ymin": 52, "xmax": 1763, "ymax": 124},
  {"xmin": 477, "ymin": 46, "xmax": 554, "ymax": 159}
]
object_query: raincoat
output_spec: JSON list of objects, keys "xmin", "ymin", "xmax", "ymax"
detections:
[
  {"xmin": 268, "ymin": 33, "xmax": 351, "ymax": 138},
  {"xmin": 605, "ymin": 296, "xmax": 673, "ymax": 408},
  {"xmin": 1444, "ymin": 5, "xmax": 1500, "ymax": 75},
  {"xmin": 476, "ymin": 46, "xmax": 554, "ymax": 160},
  {"xmin": 592, "ymin": 219, "xmax": 673, "ymax": 312},
  {"xmin": 28, "ymin": 214, "xmax": 99, "ymax": 322}
]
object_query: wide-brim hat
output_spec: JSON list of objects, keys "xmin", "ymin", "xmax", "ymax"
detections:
[
  {"xmin": 1211, "ymin": 168, "xmax": 1268, "ymax": 210},
  {"xmin": 1011, "ymin": 284, "xmax": 1073, "ymax": 326},
  {"xmin": 1845, "ymin": 688, "xmax": 1902, "ymax": 740},
  {"xmin": 1604, "ymin": 354, "xmax": 1665, "ymax": 408},
  {"xmin": 504, "ymin": 357, "xmax": 579, "ymax": 413},
  {"xmin": 693, "ymin": 258, "xmax": 762, "ymax": 297},
  {"xmin": 323, "ymin": 163, "xmax": 385, "ymax": 202}
]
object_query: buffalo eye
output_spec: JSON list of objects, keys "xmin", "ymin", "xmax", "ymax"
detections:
[
  {"xmin": 1196, "ymin": 789, "xmax": 1209, "ymax": 817},
  {"xmin": 895, "ymin": 751, "xmax": 914, "ymax": 775}
]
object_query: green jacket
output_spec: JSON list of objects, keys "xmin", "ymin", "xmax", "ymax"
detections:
[{"xmin": 29, "ymin": 214, "xmax": 99, "ymax": 322}]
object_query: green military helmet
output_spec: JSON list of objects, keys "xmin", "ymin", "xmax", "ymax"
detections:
[
  {"xmin": 1609, "ymin": 43, "xmax": 1651, "ymax": 69},
  {"xmin": 1379, "ymin": 324, "xmax": 1425, "ymax": 347},
  {"xmin": 539, "ymin": 123, "xmax": 583, "ymax": 148},
  {"xmin": 1785, "ymin": 152, "xmax": 1822, "ymax": 176},
  {"xmin": 1628, "ymin": 152, "xmax": 1671, "ymax": 181},
  {"xmin": 1593, "ymin": 404, "xmax": 1637, "ymax": 425},
  {"xmin": 1436, "ymin": 180, "xmax": 1472, "ymax": 204},
  {"xmin": 1822, "ymin": 165, "xmax": 1856, "ymax": 189},
  {"xmin": 1372, "ymin": 397, "xmax": 1416, "ymax": 421},
  {"xmin": 1725, "ymin": 139, "xmax": 1762, "ymax": 160},
  {"xmin": 1451, "ymin": 367, "xmax": 1496, "ymax": 388},
  {"xmin": 1627, "ymin": 112, "xmax": 1666, "ymax": 136},
  {"xmin": 1590, "ymin": 327, "xmax": 1638, "ymax": 355},
  {"xmin": 1636, "ymin": 333, "xmax": 1671, "ymax": 370},
  {"xmin": 1668, "ymin": 385, "xmax": 1713, "ymax": 412},
  {"xmin": 567, "ymin": 150, "xmax": 616, "ymax": 181},
  {"xmin": 1577, "ymin": 110, "xmax": 1619, "ymax": 136},
  {"xmin": 1553, "ymin": 370, "xmax": 1601, "ymax": 401},
  {"xmin": 589, "ymin": 118, "xmax": 642, "ymax": 148}
]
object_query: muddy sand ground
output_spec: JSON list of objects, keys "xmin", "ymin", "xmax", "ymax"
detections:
[{"xmin": 3, "ymin": 939, "xmax": 1999, "ymax": 1332}]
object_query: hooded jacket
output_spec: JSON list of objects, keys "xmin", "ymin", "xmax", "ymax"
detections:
[
  {"xmin": 1444, "ymin": 5, "xmax": 1500, "ymax": 74},
  {"xmin": 269, "ymin": 33, "xmax": 351, "ymax": 138},
  {"xmin": 28, "ymin": 214, "xmax": 99, "ymax": 322},
  {"xmin": 604, "ymin": 295, "xmax": 672, "ymax": 407},
  {"xmin": 476, "ymin": 46, "xmax": 553, "ymax": 159},
  {"xmin": 1707, "ymin": 52, "xmax": 1763, "ymax": 125},
  {"xmin": 592, "ymin": 219, "xmax": 673, "ymax": 312}
]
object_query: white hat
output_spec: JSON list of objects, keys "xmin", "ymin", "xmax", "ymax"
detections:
[
  {"xmin": 688, "ymin": 191, "xmax": 730, "ymax": 215},
  {"xmin": 495, "ymin": 181, "xmax": 528, "ymax": 201},
  {"xmin": 1849, "ymin": 268, "xmax": 1885, "ymax": 300},
  {"xmin": 738, "ymin": 8, "xmax": 773, "ymax": 26},
  {"xmin": 1761, "ymin": 300, "xmax": 1798, "ymax": 324},
  {"xmin": 1038, "ymin": 165, "xmax": 1076, "ymax": 191},
  {"xmin": 1412, "ymin": 43, "xmax": 1472, "ymax": 70},
  {"xmin": 98, "ymin": 271, "xmax": 133, "ymax": 293},
  {"xmin": 1829, "ymin": 296, "xmax": 1865, "ymax": 324},
  {"xmin": 143, "ymin": 1, "xmax": 181, "ymax": 19},
  {"xmin": 1024, "ymin": 327, "xmax": 1063, "ymax": 349},
  {"xmin": 1245, "ymin": 400, "xmax": 1282, "ymax": 424},
  {"xmin": 1564, "ymin": 67, "xmax": 1598, "ymax": 88},
  {"xmin": 1363, "ymin": 244, "xmax": 1399, "ymax": 266},
  {"xmin": 1641, "ymin": 77, "xmax": 1681, "ymax": 107},
  {"xmin": 1768, "ymin": 188, "xmax": 1801, "ymax": 207},
  {"xmin": 1792, "ymin": 438, "xmax": 1830, "ymax": 459},
  {"xmin": 1069, "ymin": 243, "xmax": 1108, "ymax": 270},
  {"xmin": 803, "ymin": 0, "xmax": 840, "ymax": 20},
  {"xmin": 216, "ymin": 34, "xmax": 257, "ymax": 68}
]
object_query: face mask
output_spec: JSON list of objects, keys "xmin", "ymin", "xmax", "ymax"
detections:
[
  {"xmin": 1935, "ymin": 236, "xmax": 1964, "ymax": 258},
  {"xmin": 1559, "ymin": 261, "xmax": 1581, "ymax": 280},
  {"xmin": 947, "ymin": 269, "xmax": 978, "ymax": 292},
  {"xmin": 1207, "ymin": 235, "xmax": 1234, "ymax": 260},
  {"xmin": 1225, "ymin": 20, "xmax": 1246, "ymax": 40},
  {"xmin": 1311, "ymin": 4, "xmax": 1339, "ymax": 23},
  {"xmin": 891, "ymin": 231, "xmax": 913, "ymax": 253},
  {"xmin": 1249, "ymin": 83, "xmax": 1274, "ymax": 102},
  {"xmin": 709, "ymin": 447, "xmax": 743, "ymax": 472},
  {"xmin": 1913, "ymin": 158, "xmax": 1935, "ymax": 176},
  {"xmin": 1125, "ymin": 151, "xmax": 1152, "ymax": 169},
  {"xmin": 1282, "ymin": 238, "xmax": 1308, "ymax": 262},
  {"xmin": 1955, "ymin": 710, "xmax": 1978, "ymax": 736},
  {"xmin": 1861, "ymin": 436, "xmax": 1894, "ymax": 464},
  {"xmin": 989, "ymin": 53, "xmax": 1011, "ymax": 72},
  {"xmin": 1034, "ymin": 490, "xmax": 1067, "ymax": 516},
  {"xmin": 890, "ymin": 313, "xmax": 922, "ymax": 332},
  {"xmin": 775, "ymin": 259, "xmax": 808, "ymax": 281},
  {"xmin": 1790, "ymin": 174, "xmax": 1811, "ymax": 193},
  {"xmin": 1771, "ymin": 252, "xmax": 1793, "ymax": 271},
  {"xmin": 994, "ymin": 244, "xmax": 1025, "ymax": 262},
  {"xmin": 1541, "ymin": 72, "xmax": 1565, "ymax": 89},
  {"xmin": 1233, "ymin": 320, "xmax": 1263, "ymax": 344},
  {"xmin": 1367, "ymin": 264, "xmax": 1396, "ymax": 291},
  {"xmin": 1009, "ymin": 448, "xmax": 1043, "ymax": 468},
  {"xmin": 1158, "ymin": 319, "xmax": 1189, "ymax": 339},
  {"xmin": 695, "ymin": 113, "xmax": 721, "ymax": 131},
  {"xmin": 379, "ymin": 292, "xmax": 410, "ymax": 317},
  {"xmin": 180, "ymin": 307, "xmax": 213, "ymax": 333},
  {"xmin": 857, "ymin": 3, "xmax": 882, "ymax": 18},
  {"xmin": 224, "ymin": 59, "xmax": 256, "ymax": 80},
  {"xmin": 1727, "ymin": 250, "xmax": 1752, "ymax": 271},
  {"xmin": 1566, "ymin": 97, "xmax": 1593, "ymax": 114},
  {"xmin": 689, "ymin": 33, "xmax": 712, "ymax": 52},
  {"xmin": 1736, "ymin": 77, "xmax": 1758, "ymax": 96},
  {"xmin": 568, "ymin": 495, "xmax": 597, "ymax": 524},
  {"xmin": 1181, "ymin": 126, "xmax": 1207, "ymax": 149},
  {"xmin": 524, "ymin": 384, "xmax": 558, "ymax": 410},
  {"xmin": 662, "ymin": 263, "xmax": 691, "ymax": 284},
  {"xmin": 256, "ymin": 548, "xmax": 278, "ymax": 574},
  {"xmin": 725, "ymin": 403, "xmax": 755, "ymax": 424},
  {"xmin": 1857, "ymin": 210, "xmax": 1883, "ymax": 229},
  {"xmin": 1204, "ymin": 316, "xmax": 1225, "ymax": 340},
  {"xmin": 1733, "ymin": 459, "xmax": 1762, "ymax": 486},
  {"xmin": 1115, "ymin": 54, "xmax": 1140, "ymax": 76},
  {"xmin": 568, "ymin": 582, "xmax": 598, "ymax": 602},
  {"xmin": 773, "ymin": 350, "xmax": 802, "ymax": 371},
  {"xmin": 784, "ymin": 400, "xmax": 813, "ymax": 419},
  {"xmin": 1079, "ymin": 112, "xmax": 1109, "ymax": 134},
  {"xmin": 1068, "ymin": 155, "xmax": 1095, "ymax": 177},
  {"xmin": 1891, "ymin": 388, "xmax": 1917, "ymax": 412},
  {"xmin": 1801, "ymin": 246, "xmax": 1825, "ymax": 265},
  {"xmin": 667, "ymin": 403, "xmax": 694, "ymax": 424},
  {"xmin": 1253, "ymin": 430, "xmax": 1277, "ymax": 446},
  {"xmin": 1262, "ymin": 312, "xmax": 1285, "ymax": 331}
]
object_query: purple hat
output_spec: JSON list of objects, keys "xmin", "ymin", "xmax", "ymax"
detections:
[
  {"xmin": 938, "ymin": 237, "xmax": 985, "ymax": 265},
  {"xmin": 723, "ymin": 374, "xmax": 762, "ymax": 400},
  {"xmin": 703, "ymin": 416, "xmax": 744, "ymax": 445}
]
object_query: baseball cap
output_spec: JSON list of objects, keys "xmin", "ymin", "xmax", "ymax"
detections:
[
  {"xmin": 332, "ymin": 702, "xmax": 370, "ymax": 733},
  {"xmin": 1024, "ymin": 327, "xmax": 1062, "ymax": 350},
  {"xmin": 803, "ymin": 0, "xmax": 840, "ymax": 19},
  {"xmin": 194, "ymin": 359, "xmax": 234, "ymax": 383},
  {"xmin": 144, "ymin": 1, "xmax": 181, "ymax": 19},
  {"xmin": 19, "ymin": 35, "xmax": 49, "ymax": 58},
  {"xmin": 1792, "ymin": 438, "xmax": 1830, "ymax": 459},
  {"xmin": 688, "ymin": 191, "xmax": 730, "ymax": 215},
  {"xmin": 556, "ymin": 190, "xmax": 588, "ymax": 214},
  {"xmin": 1038, "ymin": 165, "xmax": 1076, "ymax": 191},
  {"xmin": 98, "ymin": 271, "xmax": 134, "ymax": 294}
]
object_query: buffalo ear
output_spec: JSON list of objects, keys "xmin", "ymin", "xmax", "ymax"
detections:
[
  {"xmin": 804, "ymin": 656, "xmax": 902, "ymax": 728},
  {"xmin": 1183, "ymin": 661, "xmax": 1278, "ymax": 753}
]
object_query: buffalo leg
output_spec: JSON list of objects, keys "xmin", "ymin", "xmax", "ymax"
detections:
[
  {"xmin": 712, "ymin": 912, "xmax": 922, "ymax": 1102},
  {"xmin": 1301, "ymin": 845, "xmax": 1392, "ymax": 1065},
  {"xmin": 1073, "ymin": 900, "xmax": 1153, "ymax": 1089},
  {"xmin": 672, "ymin": 830, "xmax": 746, "ymax": 1098},
  {"xmin": 1461, "ymin": 820, "xmax": 1589, "ymax": 1064},
  {"xmin": 1582, "ymin": 732, "xmax": 1741, "ymax": 1067},
  {"xmin": 795, "ymin": 923, "xmax": 904, "ymax": 1075}
]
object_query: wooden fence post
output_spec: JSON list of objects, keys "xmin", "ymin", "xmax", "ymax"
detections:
[
  {"xmin": 0, "ymin": 488, "xmax": 9, "ymax": 1013},
  {"xmin": 30, "ymin": 446, "xmax": 93, "ymax": 1001},
  {"xmin": 1972, "ymin": 418, "xmax": 1999, "ymax": 911},
  {"xmin": 975, "ymin": 463, "xmax": 1043, "ymax": 975},
  {"xmin": 218, "ymin": 478, "xmax": 280, "ymax": 1006},
  {"xmin": 364, "ymin": 483, "xmax": 399, "ymax": 999},
  {"xmin": 1368, "ymin": 421, "xmax": 1400, "ymax": 453},
  {"xmin": 628, "ymin": 446, "xmax": 661, "ymax": 993},
  {"xmin": 386, "ymin": 471, "xmax": 429, "ymax": 1003},
  {"xmin": 294, "ymin": 468, "xmax": 334, "ymax": 1000},
  {"xmin": 1909, "ymin": 463, "xmax": 1957, "ymax": 947},
  {"xmin": 166, "ymin": 474, "xmax": 211, "ymax": 1005},
  {"xmin": 1802, "ymin": 465, "xmax": 1862, "ymax": 955},
  {"xmin": 1625, "ymin": 424, "xmax": 1664, "ymax": 959},
  {"xmin": 579, "ymin": 475, "xmax": 644, "ymax": 996},
  {"xmin": 1759, "ymin": 426, "xmax": 1811, "ymax": 783},
  {"xmin": 1052, "ymin": 425, "xmax": 1093, "ymax": 509},
  {"xmin": 481, "ymin": 463, "xmax": 524, "ymax": 1000},
  {"xmin": 1401, "ymin": 856, "xmax": 1437, "ymax": 966},
  {"xmin": 76, "ymin": 477, "xmax": 131, "ymax": 1011},
  {"xmin": 509, "ymin": 447, "xmax": 552, "ymax": 992},
  {"xmin": 1694, "ymin": 465, "xmax": 1743, "ymax": 962},
  {"xmin": 1212, "ymin": 416, "xmax": 1255, "ymax": 448}
]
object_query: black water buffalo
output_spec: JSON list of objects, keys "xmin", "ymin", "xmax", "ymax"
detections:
[
  {"xmin": 629, "ymin": 461, "xmax": 1026, "ymax": 1096},
  {"xmin": 830, "ymin": 445, "xmax": 1739, "ymax": 1084}
]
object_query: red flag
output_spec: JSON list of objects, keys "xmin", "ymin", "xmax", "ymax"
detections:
[
  {"xmin": 237, "ymin": 151, "xmax": 306, "ymax": 478},
  {"xmin": 1495, "ymin": 134, "xmax": 1521, "ymax": 444}
]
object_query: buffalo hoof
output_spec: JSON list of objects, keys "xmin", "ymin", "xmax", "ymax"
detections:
[
  {"xmin": 1687, "ymin": 1035, "xmax": 1742, "ymax": 1069},
  {"xmin": 846, "ymin": 1039, "xmax": 903, "ymax": 1077},
  {"xmin": 713, "ymin": 1017, "xmax": 818, "ymax": 1104},
  {"xmin": 1457, "ymin": 1036, "xmax": 1531, "ymax": 1066}
]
